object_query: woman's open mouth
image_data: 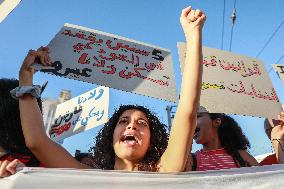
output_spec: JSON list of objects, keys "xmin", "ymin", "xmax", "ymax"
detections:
[{"xmin": 120, "ymin": 134, "xmax": 139, "ymax": 146}]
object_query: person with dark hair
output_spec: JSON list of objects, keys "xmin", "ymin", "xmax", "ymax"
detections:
[
  {"xmin": 0, "ymin": 6, "xmax": 206, "ymax": 175},
  {"xmin": 0, "ymin": 78, "xmax": 42, "ymax": 177},
  {"xmin": 260, "ymin": 112, "xmax": 284, "ymax": 165},
  {"xmin": 185, "ymin": 107, "xmax": 258, "ymax": 171},
  {"xmin": 74, "ymin": 151, "xmax": 94, "ymax": 167},
  {"xmin": 90, "ymin": 105, "xmax": 168, "ymax": 171}
]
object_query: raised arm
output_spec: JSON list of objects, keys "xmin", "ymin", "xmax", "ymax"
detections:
[
  {"xmin": 19, "ymin": 47, "xmax": 88, "ymax": 168},
  {"xmin": 270, "ymin": 111, "xmax": 284, "ymax": 164},
  {"xmin": 158, "ymin": 7, "xmax": 205, "ymax": 172}
]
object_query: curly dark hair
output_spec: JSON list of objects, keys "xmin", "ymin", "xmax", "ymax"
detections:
[
  {"xmin": 209, "ymin": 113, "xmax": 251, "ymax": 167},
  {"xmin": 89, "ymin": 105, "xmax": 169, "ymax": 171},
  {"xmin": 0, "ymin": 78, "xmax": 42, "ymax": 166}
]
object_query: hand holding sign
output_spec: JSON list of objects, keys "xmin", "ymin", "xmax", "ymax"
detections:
[{"xmin": 19, "ymin": 47, "xmax": 52, "ymax": 86}]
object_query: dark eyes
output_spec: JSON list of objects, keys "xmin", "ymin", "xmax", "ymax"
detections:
[
  {"xmin": 118, "ymin": 119, "xmax": 128, "ymax": 124},
  {"xmin": 137, "ymin": 120, "xmax": 149, "ymax": 127},
  {"xmin": 118, "ymin": 119, "xmax": 149, "ymax": 127}
]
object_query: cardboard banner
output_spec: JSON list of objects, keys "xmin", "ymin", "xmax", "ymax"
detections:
[
  {"xmin": 49, "ymin": 86, "xmax": 109, "ymax": 142},
  {"xmin": 33, "ymin": 23, "xmax": 177, "ymax": 102},
  {"xmin": 272, "ymin": 64, "xmax": 284, "ymax": 85},
  {"xmin": 0, "ymin": 0, "xmax": 21, "ymax": 23},
  {"xmin": 177, "ymin": 42, "xmax": 282, "ymax": 118}
]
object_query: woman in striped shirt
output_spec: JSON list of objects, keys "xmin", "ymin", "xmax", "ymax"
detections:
[{"xmin": 185, "ymin": 107, "xmax": 259, "ymax": 171}]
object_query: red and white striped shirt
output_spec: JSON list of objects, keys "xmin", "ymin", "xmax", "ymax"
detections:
[{"xmin": 195, "ymin": 148, "xmax": 239, "ymax": 171}]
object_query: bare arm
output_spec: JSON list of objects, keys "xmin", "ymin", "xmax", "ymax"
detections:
[
  {"xmin": 270, "ymin": 111, "xmax": 284, "ymax": 164},
  {"xmin": 158, "ymin": 7, "xmax": 205, "ymax": 172},
  {"xmin": 238, "ymin": 150, "xmax": 259, "ymax": 166},
  {"xmin": 19, "ymin": 48, "xmax": 88, "ymax": 169}
]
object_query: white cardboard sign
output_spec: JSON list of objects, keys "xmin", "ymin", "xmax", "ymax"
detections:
[
  {"xmin": 0, "ymin": 0, "xmax": 21, "ymax": 23},
  {"xmin": 49, "ymin": 86, "xmax": 109, "ymax": 142},
  {"xmin": 35, "ymin": 23, "xmax": 177, "ymax": 102},
  {"xmin": 272, "ymin": 64, "xmax": 284, "ymax": 85},
  {"xmin": 178, "ymin": 42, "xmax": 282, "ymax": 118}
]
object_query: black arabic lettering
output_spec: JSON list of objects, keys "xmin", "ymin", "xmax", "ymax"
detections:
[
  {"xmin": 41, "ymin": 61, "xmax": 66, "ymax": 76},
  {"xmin": 277, "ymin": 65, "xmax": 284, "ymax": 73},
  {"xmin": 63, "ymin": 67, "xmax": 92, "ymax": 78},
  {"xmin": 53, "ymin": 115, "xmax": 63, "ymax": 127},
  {"xmin": 63, "ymin": 68, "xmax": 79, "ymax": 78},
  {"xmin": 74, "ymin": 105, "xmax": 83, "ymax": 114},
  {"xmin": 63, "ymin": 112, "xmax": 73, "ymax": 123},
  {"xmin": 81, "ymin": 68, "xmax": 92, "ymax": 77},
  {"xmin": 151, "ymin": 49, "xmax": 164, "ymax": 61}
]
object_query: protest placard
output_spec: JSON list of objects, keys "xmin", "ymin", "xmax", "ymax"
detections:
[
  {"xmin": 0, "ymin": 0, "xmax": 21, "ymax": 22},
  {"xmin": 272, "ymin": 64, "xmax": 284, "ymax": 85},
  {"xmin": 177, "ymin": 42, "xmax": 282, "ymax": 118},
  {"xmin": 33, "ymin": 23, "xmax": 177, "ymax": 102},
  {"xmin": 49, "ymin": 86, "xmax": 109, "ymax": 142}
]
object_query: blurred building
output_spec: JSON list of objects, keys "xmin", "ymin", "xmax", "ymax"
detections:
[{"xmin": 42, "ymin": 90, "xmax": 71, "ymax": 143}]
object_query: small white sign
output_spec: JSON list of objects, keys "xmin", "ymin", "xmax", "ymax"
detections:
[
  {"xmin": 49, "ymin": 86, "xmax": 109, "ymax": 142},
  {"xmin": 272, "ymin": 64, "xmax": 284, "ymax": 85}
]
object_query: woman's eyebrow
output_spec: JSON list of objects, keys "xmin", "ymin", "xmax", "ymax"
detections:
[
  {"xmin": 138, "ymin": 118, "xmax": 149, "ymax": 123},
  {"xmin": 119, "ymin": 116, "xmax": 129, "ymax": 120}
]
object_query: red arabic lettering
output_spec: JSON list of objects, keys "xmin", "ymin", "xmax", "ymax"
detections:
[
  {"xmin": 227, "ymin": 81, "xmax": 279, "ymax": 102},
  {"xmin": 97, "ymin": 50, "xmax": 140, "ymax": 66},
  {"xmin": 93, "ymin": 55, "xmax": 106, "ymax": 67},
  {"xmin": 105, "ymin": 40, "xmax": 150, "ymax": 56},
  {"xmin": 76, "ymin": 52, "xmax": 168, "ymax": 87},
  {"xmin": 203, "ymin": 56, "xmax": 262, "ymax": 78},
  {"xmin": 51, "ymin": 122, "xmax": 71, "ymax": 136},
  {"xmin": 78, "ymin": 53, "xmax": 91, "ymax": 64},
  {"xmin": 145, "ymin": 62, "xmax": 164, "ymax": 71},
  {"xmin": 102, "ymin": 65, "xmax": 116, "ymax": 75},
  {"xmin": 203, "ymin": 56, "xmax": 217, "ymax": 67}
]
